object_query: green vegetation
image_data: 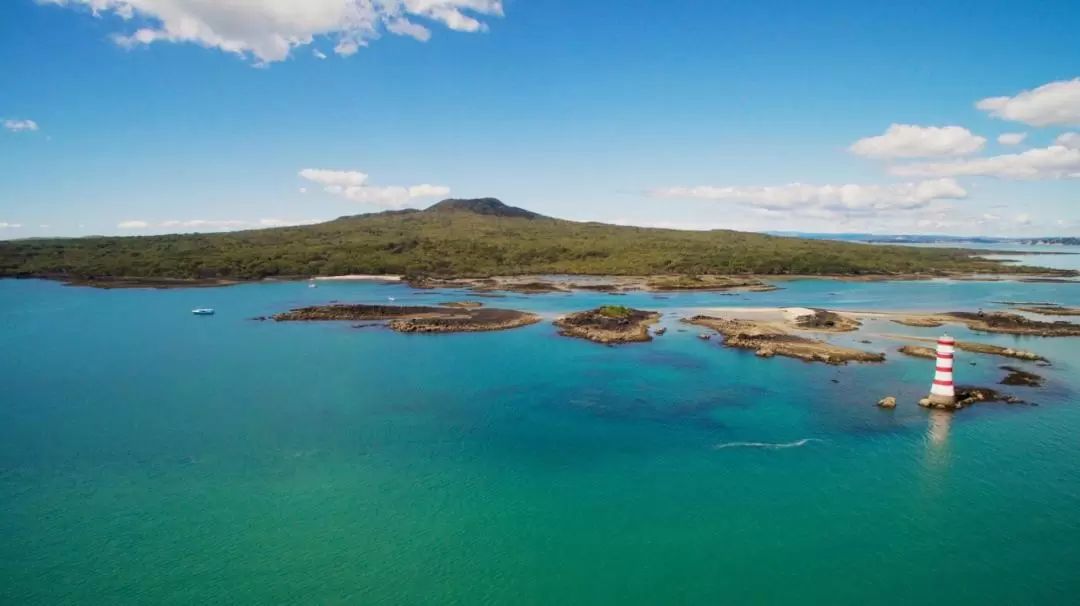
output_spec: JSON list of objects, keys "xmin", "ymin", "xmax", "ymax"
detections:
[
  {"xmin": 0, "ymin": 199, "xmax": 1065, "ymax": 282},
  {"xmin": 597, "ymin": 305, "xmax": 633, "ymax": 319}
]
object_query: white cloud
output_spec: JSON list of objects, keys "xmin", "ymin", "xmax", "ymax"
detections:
[
  {"xmin": 1056, "ymin": 132, "xmax": 1080, "ymax": 149},
  {"xmin": 997, "ymin": 132, "xmax": 1027, "ymax": 145},
  {"xmin": 298, "ymin": 169, "xmax": 370, "ymax": 187},
  {"xmin": 890, "ymin": 145, "xmax": 1080, "ymax": 180},
  {"xmin": 0, "ymin": 222, "xmax": 22, "ymax": 229},
  {"xmin": 3, "ymin": 119, "xmax": 39, "ymax": 133},
  {"xmin": 300, "ymin": 168, "xmax": 450, "ymax": 208},
  {"xmin": 40, "ymin": 224, "xmax": 51, "ymax": 229},
  {"xmin": 258, "ymin": 218, "xmax": 320, "ymax": 227},
  {"xmin": 41, "ymin": 0, "xmax": 504, "ymax": 64},
  {"xmin": 976, "ymin": 78, "xmax": 1080, "ymax": 127},
  {"xmin": 850, "ymin": 124, "xmax": 986, "ymax": 158},
  {"xmin": 408, "ymin": 184, "xmax": 451, "ymax": 198},
  {"xmin": 118, "ymin": 220, "xmax": 149, "ymax": 229},
  {"xmin": 312, "ymin": 49, "xmax": 327, "ymax": 59},
  {"xmin": 299, "ymin": 187, "xmax": 308, "ymax": 194},
  {"xmin": 161, "ymin": 219, "xmax": 250, "ymax": 229},
  {"xmin": 1014, "ymin": 213, "xmax": 1032, "ymax": 226},
  {"xmin": 650, "ymin": 179, "xmax": 968, "ymax": 219}
]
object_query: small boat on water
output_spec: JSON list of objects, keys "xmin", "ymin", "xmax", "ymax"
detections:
[
  {"xmin": 192, "ymin": 308, "xmax": 215, "ymax": 316},
  {"xmin": 308, "ymin": 280, "xmax": 317, "ymax": 288}
]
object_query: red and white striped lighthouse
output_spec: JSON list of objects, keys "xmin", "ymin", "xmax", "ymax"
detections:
[{"xmin": 927, "ymin": 334, "xmax": 956, "ymax": 407}]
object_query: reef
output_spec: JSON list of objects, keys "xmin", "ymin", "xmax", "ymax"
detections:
[
  {"xmin": 685, "ymin": 316, "xmax": 885, "ymax": 365},
  {"xmin": 271, "ymin": 303, "xmax": 539, "ymax": 333},
  {"xmin": 554, "ymin": 306, "xmax": 660, "ymax": 344}
]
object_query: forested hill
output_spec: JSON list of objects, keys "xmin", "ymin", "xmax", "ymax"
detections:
[{"xmin": 0, "ymin": 199, "xmax": 1050, "ymax": 280}]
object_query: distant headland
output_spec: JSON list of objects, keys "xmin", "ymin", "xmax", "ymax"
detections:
[{"xmin": 1, "ymin": 198, "xmax": 1075, "ymax": 288}]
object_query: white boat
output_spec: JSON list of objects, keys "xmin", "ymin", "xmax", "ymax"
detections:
[
  {"xmin": 192, "ymin": 308, "xmax": 215, "ymax": 315},
  {"xmin": 308, "ymin": 279, "xmax": 317, "ymax": 288}
]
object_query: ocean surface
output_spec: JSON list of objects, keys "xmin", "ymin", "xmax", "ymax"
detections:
[{"xmin": 3, "ymin": 276, "xmax": 1080, "ymax": 605}]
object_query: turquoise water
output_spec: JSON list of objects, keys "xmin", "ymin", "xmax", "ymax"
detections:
[{"xmin": 2, "ymin": 278, "xmax": 1080, "ymax": 605}]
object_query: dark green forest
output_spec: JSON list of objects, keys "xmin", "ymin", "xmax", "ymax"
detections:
[{"xmin": 0, "ymin": 199, "xmax": 1054, "ymax": 281}]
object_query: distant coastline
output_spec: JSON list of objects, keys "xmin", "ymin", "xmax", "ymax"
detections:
[{"xmin": 4, "ymin": 269, "xmax": 1076, "ymax": 290}]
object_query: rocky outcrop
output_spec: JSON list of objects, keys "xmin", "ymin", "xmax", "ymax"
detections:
[
  {"xmin": 947, "ymin": 311, "xmax": 1080, "ymax": 337},
  {"xmin": 272, "ymin": 303, "xmax": 539, "ymax": 334},
  {"xmin": 685, "ymin": 316, "xmax": 885, "ymax": 365},
  {"xmin": 954, "ymin": 342, "xmax": 1048, "ymax": 363},
  {"xmin": 554, "ymin": 306, "xmax": 660, "ymax": 344},
  {"xmin": 645, "ymin": 275, "xmax": 780, "ymax": 292},
  {"xmin": 390, "ymin": 309, "xmax": 541, "ymax": 333},
  {"xmin": 1000, "ymin": 366, "xmax": 1044, "ymax": 387},
  {"xmin": 898, "ymin": 345, "xmax": 937, "ymax": 359},
  {"xmin": 920, "ymin": 386, "xmax": 1026, "ymax": 410},
  {"xmin": 891, "ymin": 317, "xmax": 945, "ymax": 328},
  {"xmin": 794, "ymin": 309, "xmax": 861, "ymax": 332},
  {"xmin": 877, "ymin": 396, "xmax": 897, "ymax": 409},
  {"xmin": 439, "ymin": 301, "xmax": 484, "ymax": 309},
  {"xmin": 1015, "ymin": 305, "xmax": 1080, "ymax": 316}
]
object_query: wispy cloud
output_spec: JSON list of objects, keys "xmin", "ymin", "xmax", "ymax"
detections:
[
  {"xmin": 299, "ymin": 168, "xmax": 450, "ymax": 208},
  {"xmin": 890, "ymin": 145, "xmax": 1080, "ymax": 180},
  {"xmin": 122, "ymin": 218, "xmax": 322, "ymax": 232},
  {"xmin": 650, "ymin": 179, "xmax": 968, "ymax": 220},
  {"xmin": 997, "ymin": 132, "xmax": 1027, "ymax": 145},
  {"xmin": 0, "ymin": 222, "xmax": 23, "ymax": 229},
  {"xmin": 41, "ymin": 0, "xmax": 505, "ymax": 64},
  {"xmin": 976, "ymin": 78, "xmax": 1080, "ymax": 127},
  {"xmin": 850, "ymin": 124, "xmax": 985, "ymax": 158},
  {"xmin": 3, "ymin": 119, "xmax": 39, "ymax": 133}
]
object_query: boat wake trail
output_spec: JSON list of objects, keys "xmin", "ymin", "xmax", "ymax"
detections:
[{"xmin": 713, "ymin": 438, "xmax": 823, "ymax": 450}]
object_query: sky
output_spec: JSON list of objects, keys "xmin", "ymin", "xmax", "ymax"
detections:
[{"xmin": 1, "ymin": 0, "xmax": 1078, "ymax": 239}]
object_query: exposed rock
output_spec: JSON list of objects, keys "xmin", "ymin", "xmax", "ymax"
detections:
[
  {"xmin": 1000, "ymin": 366, "xmax": 1044, "ymax": 387},
  {"xmin": 898, "ymin": 345, "xmax": 937, "ymax": 359},
  {"xmin": 877, "ymin": 396, "xmax": 897, "ymax": 409},
  {"xmin": 920, "ymin": 386, "xmax": 1028, "ymax": 410},
  {"xmin": 498, "ymin": 281, "xmax": 568, "ymax": 294},
  {"xmin": 554, "ymin": 306, "xmax": 660, "ymax": 344},
  {"xmin": 1014, "ymin": 305, "xmax": 1080, "ymax": 316},
  {"xmin": 250, "ymin": 316, "xmax": 268, "ymax": 321},
  {"xmin": 439, "ymin": 300, "xmax": 484, "ymax": 309},
  {"xmin": 685, "ymin": 316, "xmax": 884, "ymax": 365},
  {"xmin": 891, "ymin": 317, "xmax": 945, "ymax": 328},
  {"xmin": 645, "ymin": 275, "xmax": 780, "ymax": 293},
  {"xmin": 893, "ymin": 337, "xmax": 1049, "ymax": 363},
  {"xmin": 947, "ymin": 311, "xmax": 1080, "ymax": 337},
  {"xmin": 272, "ymin": 303, "xmax": 539, "ymax": 334},
  {"xmin": 793, "ymin": 309, "xmax": 861, "ymax": 332},
  {"xmin": 654, "ymin": 327, "xmax": 667, "ymax": 336}
]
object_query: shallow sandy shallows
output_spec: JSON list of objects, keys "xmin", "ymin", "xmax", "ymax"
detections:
[{"xmin": 694, "ymin": 307, "xmax": 814, "ymax": 328}]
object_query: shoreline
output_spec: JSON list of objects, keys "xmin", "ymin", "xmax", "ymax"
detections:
[{"xmin": 5, "ymin": 269, "xmax": 1076, "ymax": 291}]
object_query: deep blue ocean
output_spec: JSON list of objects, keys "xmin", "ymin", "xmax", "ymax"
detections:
[{"xmin": 2, "ymin": 274, "xmax": 1080, "ymax": 604}]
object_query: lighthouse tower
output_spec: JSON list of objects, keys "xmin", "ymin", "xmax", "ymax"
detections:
[{"xmin": 927, "ymin": 334, "xmax": 956, "ymax": 407}]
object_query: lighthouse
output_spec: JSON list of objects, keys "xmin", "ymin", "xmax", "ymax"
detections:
[{"xmin": 927, "ymin": 334, "xmax": 957, "ymax": 407}]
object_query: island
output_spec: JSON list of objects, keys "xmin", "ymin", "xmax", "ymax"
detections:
[
  {"xmin": 3, "ymin": 198, "xmax": 1074, "ymax": 288},
  {"xmin": 271, "ymin": 304, "xmax": 540, "ymax": 334},
  {"xmin": 919, "ymin": 386, "xmax": 1026, "ymax": 410},
  {"xmin": 1000, "ymin": 366, "xmax": 1044, "ymax": 387},
  {"xmin": 684, "ymin": 315, "xmax": 885, "ymax": 365},
  {"xmin": 894, "ymin": 338, "xmax": 1047, "ymax": 363},
  {"xmin": 439, "ymin": 301, "xmax": 484, "ymax": 309},
  {"xmin": 1013, "ymin": 305, "xmax": 1080, "ymax": 317},
  {"xmin": 855, "ymin": 310, "xmax": 1080, "ymax": 337},
  {"xmin": 554, "ymin": 306, "xmax": 660, "ymax": 344}
]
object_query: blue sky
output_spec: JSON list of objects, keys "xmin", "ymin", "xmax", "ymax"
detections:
[{"xmin": 1, "ymin": 0, "xmax": 1078, "ymax": 239}]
